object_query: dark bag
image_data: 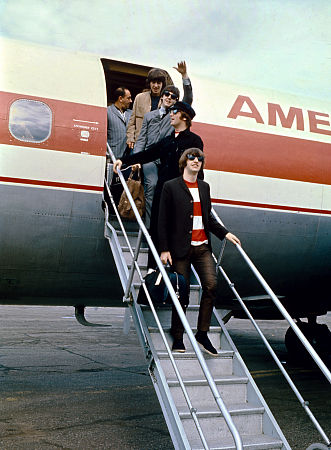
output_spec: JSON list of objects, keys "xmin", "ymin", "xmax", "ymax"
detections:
[
  {"xmin": 118, "ymin": 168, "xmax": 145, "ymax": 221},
  {"xmin": 137, "ymin": 267, "xmax": 188, "ymax": 306}
]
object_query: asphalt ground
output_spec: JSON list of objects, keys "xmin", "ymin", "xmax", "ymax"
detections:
[{"xmin": 0, "ymin": 306, "xmax": 330, "ymax": 449}]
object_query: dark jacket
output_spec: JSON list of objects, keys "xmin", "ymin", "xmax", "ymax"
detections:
[
  {"xmin": 158, "ymin": 176, "xmax": 228, "ymax": 259},
  {"xmin": 122, "ymin": 127, "xmax": 203, "ymax": 186}
]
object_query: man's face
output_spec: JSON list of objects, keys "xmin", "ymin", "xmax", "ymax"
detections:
[
  {"xmin": 186, "ymin": 154, "xmax": 203, "ymax": 174},
  {"xmin": 170, "ymin": 109, "xmax": 184, "ymax": 128},
  {"xmin": 121, "ymin": 90, "xmax": 132, "ymax": 110},
  {"xmin": 150, "ymin": 80, "xmax": 163, "ymax": 96},
  {"xmin": 161, "ymin": 90, "xmax": 178, "ymax": 108}
]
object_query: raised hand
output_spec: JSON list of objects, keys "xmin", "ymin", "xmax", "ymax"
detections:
[{"xmin": 173, "ymin": 61, "xmax": 188, "ymax": 78}]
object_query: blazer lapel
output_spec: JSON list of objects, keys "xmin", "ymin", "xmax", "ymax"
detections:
[
  {"xmin": 197, "ymin": 179, "xmax": 207, "ymax": 204},
  {"xmin": 197, "ymin": 179, "xmax": 209, "ymax": 227},
  {"xmin": 111, "ymin": 105, "xmax": 126, "ymax": 123}
]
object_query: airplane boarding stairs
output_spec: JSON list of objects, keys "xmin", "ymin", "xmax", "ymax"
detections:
[
  {"xmin": 103, "ymin": 146, "xmax": 330, "ymax": 449},
  {"xmin": 104, "ymin": 216, "xmax": 290, "ymax": 450}
]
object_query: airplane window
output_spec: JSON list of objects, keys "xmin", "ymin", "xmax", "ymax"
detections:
[{"xmin": 9, "ymin": 99, "xmax": 52, "ymax": 143}]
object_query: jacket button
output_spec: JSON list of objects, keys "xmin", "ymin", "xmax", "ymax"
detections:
[
  {"xmin": 189, "ymin": 231, "xmax": 192, "ymax": 234},
  {"xmin": 190, "ymin": 215, "xmax": 193, "ymax": 218}
]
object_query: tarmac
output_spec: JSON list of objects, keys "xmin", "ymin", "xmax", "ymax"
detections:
[{"xmin": 0, "ymin": 305, "xmax": 330, "ymax": 449}]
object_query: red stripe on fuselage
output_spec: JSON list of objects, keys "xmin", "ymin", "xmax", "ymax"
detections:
[
  {"xmin": 2, "ymin": 91, "xmax": 330, "ymax": 186},
  {"xmin": 0, "ymin": 91, "xmax": 107, "ymax": 156},
  {"xmin": 192, "ymin": 122, "xmax": 331, "ymax": 186},
  {"xmin": 0, "ymin": 176, "xmax": 104, "ymax": 192},
  {"xmin": 212, "ymin": 198, "xmax": 331, "ymax": 215}
]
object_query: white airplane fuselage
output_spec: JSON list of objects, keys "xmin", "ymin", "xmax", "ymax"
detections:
[{"xmin": 0, "ymin": 38, "xmax": 330, "ymax": 316}]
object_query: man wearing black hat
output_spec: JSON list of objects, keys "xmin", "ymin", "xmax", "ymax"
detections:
[{"xmin": 114, "ymin": 101, "xmax": 203, "ymax": 265}]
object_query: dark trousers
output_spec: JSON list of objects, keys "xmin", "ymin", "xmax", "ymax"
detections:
[{"xmin": 170, "ymin": 244, "xmax": 217, "ymax": 340}]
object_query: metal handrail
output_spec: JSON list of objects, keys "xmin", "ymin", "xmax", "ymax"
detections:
[
  {"xmin": 211, "ymin": 208, "xmax": 331, "ymax": 446},
  {"xmin": 105, "ymin": 145, "xmax": 243, "ymax": 450},
  {"xmin": 211, "ymin": 209, "xmax": 331, "ymax": 384}
]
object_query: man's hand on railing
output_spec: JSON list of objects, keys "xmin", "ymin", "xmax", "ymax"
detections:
[
  {"xmin": 113, "ymin": 159, "xmax": 122, "ymax": 174},
  {"xmin": 113, "ymin": 160, "xmax": 141, "ymax": 174},
  {"xmin": 225, "ymin": 232, "xmax": 241, "ymax": 246},
  {"xmin": 160, "ymin": 251, "xmax": 172, "ymax": 266}
]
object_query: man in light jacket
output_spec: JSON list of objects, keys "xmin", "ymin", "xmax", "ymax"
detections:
[
  {"xmin": 126, "ymin": 62, "xmax": 192, "ymax": 148},
  {"xmin": 126, "ymin": 68, "xmax": 167, "ymax": 148}
]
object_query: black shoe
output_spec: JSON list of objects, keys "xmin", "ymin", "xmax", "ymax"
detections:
[
  {"xmin": 172, "ymin": 339, "xmax": 186, "ymax": 353},
  {"xmin": 195, "ymin": 331, "xmax": 218, "ymax": 356}
]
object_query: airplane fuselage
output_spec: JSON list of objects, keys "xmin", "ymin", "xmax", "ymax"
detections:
[{"xmin": 1, "ymin": 38, "xmax": 330, "ymax": 314}]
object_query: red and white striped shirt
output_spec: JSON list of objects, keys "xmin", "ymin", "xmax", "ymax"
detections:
[{"xmin": 184, "ymin": 180, "xmax": 208, "ymax": 246}]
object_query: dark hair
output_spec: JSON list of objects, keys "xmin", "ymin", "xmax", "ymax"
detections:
[
  {"xmin": 178, "ymin": 148, "xmax": 205, "ymax": 173},
  {"xmin": 114, "ymin": 87, "xmax": 128, "ymax": 101},
  {"xmin": 146, "ymin": 68, "xmax": 166, "ymax": 89},
  {"xmin": 160, "ymin": 85, "xmax": 180, "ymax": 99},
  {"xmin": 179, "ymin": 111, "xmax": 192, "ymax": 128}
]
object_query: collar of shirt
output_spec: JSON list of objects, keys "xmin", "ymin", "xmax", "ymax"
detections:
[
  {"xmin": 159, "ymin": 106, "xmax": 167, "ymax": 117},
  {"xmin": 115, "ymin": 106, "xmax": 126, "ymax": 121}
]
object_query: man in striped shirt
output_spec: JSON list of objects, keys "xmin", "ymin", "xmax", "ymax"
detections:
[{"xmin": 158, "ymin": 148, "xmax": 241, "ymax": 354}]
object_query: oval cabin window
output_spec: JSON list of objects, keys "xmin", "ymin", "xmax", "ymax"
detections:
[{"xmin": 9, "ymin": 99, "xmax": 52, "ymax": 143}]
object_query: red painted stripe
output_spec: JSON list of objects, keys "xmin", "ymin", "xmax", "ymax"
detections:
[
  {"xmin": 192, "ymin": 122, "xmax": 331, "ymax": 186},
  {"xmin": 212, "ymin": 197, "xmax": 331, "ymax": 215},
  {"xmin": 0, "ymin": 176, "xmax": 104, "ymax": 192},
  {"xmin": 0, "ymin": 91, "xmax": 107, "ymax": 156}
]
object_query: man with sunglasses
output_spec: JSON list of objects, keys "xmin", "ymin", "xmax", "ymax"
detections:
[
  {"xmin": 133, "ymin": 81, "xmax": 192, "ymax": 228},
  {"xmin": 158, "ymin": 148, "xmax": 241, "ymax": 354},
  {"xmin": 114, "ymin": 101, "xmax": 203, "ymax": 267}
]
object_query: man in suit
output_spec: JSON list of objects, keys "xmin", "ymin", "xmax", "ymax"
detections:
[
  {"xmin": 107, "ymin": 87, "xmax": 132, "ymax": 159},
  {"xmin": 158, "ymin": 148, "xmax": 241, "ymax": 354}
]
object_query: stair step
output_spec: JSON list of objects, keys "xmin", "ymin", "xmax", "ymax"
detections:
[
  {"xmin": 121, "ymin": 246, "xmax": 149, "ymax": 253},
  {"xmin": 132, "ymin": 284, "xmax": 201, "ymax": 306},
  {"xmin": 179, "ymin": 403, "xmax": 264, "ymax": 418},
  {"xmin": 167, "ymin": 375, "xmax": 248, "ymax": 409},
  {"xmin": 122, "ymin": 247, "xmax": 148, "ymax": 266},
  {"xmin": 180, "ymin": 404, "xmax": 264, "ymax": 441},
  {"xmin": 148, "ymin": 326, "xmax": 222, "ymax": 351},
  {"xmin": 190, "ymin": 433, "xmax": 283, "ymax": 449},
  {"xmin": 127, "ymin": 268, "xmax": 201, "ymax": 304},
  {"xmin": 126, "ymin": 267, "xmax": 147, "ymax": 284},
  {"xmin": 116, "ymin": 230, "xmax": 144, "ymax": 247},
  {"xmin": 141, "ymin": 300, "xmax": 206, "ymax": 327},
  {"xmin": 157, "ymin": 349, "xmax": 234, "ymax": 377}
]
